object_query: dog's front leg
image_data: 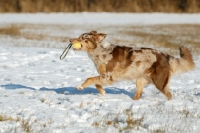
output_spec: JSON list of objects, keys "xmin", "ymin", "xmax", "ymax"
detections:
[
  {"xmin": 76, "ymin": 75, "xmax": 112, "ymax": 95},
  {"xmin": 76, "ymin": 76, "xmax": 102, "ymax": 90}
]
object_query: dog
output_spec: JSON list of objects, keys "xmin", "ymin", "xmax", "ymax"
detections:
[{"xmin": 69, "ymin": 30, "xmax": 195, "ymax": 100}]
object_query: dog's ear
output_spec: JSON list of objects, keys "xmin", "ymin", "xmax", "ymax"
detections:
[
  {"xmin": 90, "ymin": 30, "xmax": 97, "ymax": 34},
  {"xmin": 97, "ymin": 33, "xmax": 107, "ymax": 43},
  {"xmin": 90, "ymin": 32, "xmax": 107, "ymax": 44}
]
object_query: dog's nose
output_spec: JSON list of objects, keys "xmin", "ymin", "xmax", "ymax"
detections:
[{"xmin": 69, "ymin": 39, "xmax": 72, "ymax": 42}]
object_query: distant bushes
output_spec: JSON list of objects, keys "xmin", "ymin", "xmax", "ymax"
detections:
[{"xmin": 0, "ymin": 0, "xmax": 200, "ymax": 13}]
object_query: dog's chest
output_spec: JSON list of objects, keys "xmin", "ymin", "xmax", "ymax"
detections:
[{"xmin": 88, "ymin": 45, "xmax": 115, "ymax": 73}]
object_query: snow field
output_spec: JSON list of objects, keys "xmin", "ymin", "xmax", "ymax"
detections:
[
  {"xmin": 1, "ymin": 13, "xmax": 200, "ymax": 25},
  {"xmin": 0, "ymin": 46, "xmax": 200, "ymax": 133}
]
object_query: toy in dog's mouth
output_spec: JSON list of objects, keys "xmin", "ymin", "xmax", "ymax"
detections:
[
  {"xmin": 72, "ymin": 42, "xmax": 82, "ymax": 50},
  {"xmin": 60, "ymin": 43, "xmax": 82, "ymax": 60}
]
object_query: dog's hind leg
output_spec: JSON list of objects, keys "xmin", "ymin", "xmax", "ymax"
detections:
[
  {"xmin": 154, "ymin": 82, "xmax": 172, "ymax": 100},
  {"xmin": 161, "ymin": 85, "xmax": 172, "ymax": 100},
  {"xmin": 151, "ymin": 69, "xmax": 172, "ymax": 100},
  {"xmin": 95, "ymin": 84, "xmax": 106, "ymax": 95},
  {"xmin": 133, "ymin": 77, "xmax": 149, "ymax": 100}
]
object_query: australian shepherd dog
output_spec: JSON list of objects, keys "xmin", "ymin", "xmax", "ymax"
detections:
[{"xmin": 69, "ymin": 30, "xmax": 195, "ymax": 100}]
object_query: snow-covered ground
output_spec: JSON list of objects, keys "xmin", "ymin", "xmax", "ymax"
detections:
[
  {"xmin": 0, "ymin": 13, "xmax": 200, "ymax": 133},
  {"xmin": 1, "ymin": 13, "xmax": 200, "ymax": 25}
]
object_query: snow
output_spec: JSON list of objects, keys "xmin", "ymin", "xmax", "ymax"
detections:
[
  {"xmin": 0, "ymin": 13, "xmax": 200, "ymax": 133},
  {"xmin": 0, "ymin": 13, "xmax": 200, "ymax": 25}
]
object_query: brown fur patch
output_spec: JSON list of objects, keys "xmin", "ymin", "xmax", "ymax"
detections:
[
  {"xmin": 106, "ymin": 46, "xmax": 121, "ymax": 72},
  {"xmin": 179, "ymin": 46, "xmax": 194, "ymax": 63},
  {"xmin": 135, "ymin": 50, "xmax": 143, "ymax": 53},
  {"xmin": 141, "ymin": 47, "xmax": 153, "ymax": 50},
  {"xmin": 98, "ymin": 64, "xmax": 105, "ymax": 74},
  {"xmin": 88, "ymin": 41, "xmax": 97, "ymax": 49},
  {"xmin": 125, "ymin": 49, "xmax": 133, "ymax": 67},
  {"xmin": 150, "ymin": 52, "xmax": 170, "ymax": 91},
  {"xmin": 136, "ymin": 61, "xmax": 141, "ymax": 66},
  {"xmin": 106, "ymin": 46, "xmax": 133, "ymax": 72},
  {"xmin": 131, "ymin": 55, "xmax": 136, "ymax": 61}
]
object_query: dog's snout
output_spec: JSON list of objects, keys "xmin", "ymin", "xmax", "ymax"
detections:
[{"xmin": 69, "ymin": 39, "xmax": 73, "ymax": 42}]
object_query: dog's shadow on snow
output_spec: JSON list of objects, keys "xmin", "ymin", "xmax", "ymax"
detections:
[
  {"xmin": 40, "ymin": 87, "xmax": 134, "ymax": 98},
  {"xmin": 1, "ymin": 84, "xmax": 133, "ymax": 98},
  {"xmin": 1, "ymin": 84, "xmax": 35, "ymax": 90},
  {"xmin": 195, "ymin": 93, "xmax": 200, "ymax": 97}
]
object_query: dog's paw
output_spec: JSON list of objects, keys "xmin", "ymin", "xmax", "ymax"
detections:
[
  {"xmin": 76, "ymin": 85, "xmax": 84, "ymax": 90},
  {"xmin": 99, "ymin": 90, "xmax": 106, "ymax": 96}
]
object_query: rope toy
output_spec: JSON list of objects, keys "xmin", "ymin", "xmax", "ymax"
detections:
[
  {"xmin": 60, "ymin": 43, "xmax": 82, "ymax": 60},
  {"xmin": 60, "ymin": 44, "xmax": 72, "ymax": 60}
]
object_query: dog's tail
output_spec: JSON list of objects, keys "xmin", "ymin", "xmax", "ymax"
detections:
[{"xmin": 169, "ymin": 46, "xmax": 195, "ymax": 75}]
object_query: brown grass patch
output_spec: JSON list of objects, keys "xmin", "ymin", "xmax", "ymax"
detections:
[
  {"xmin": 0, "ymin": 24, "xmax": 199, "ymax": 56},
  {"xmin": 92, "ymin": 109, "xmax": 144, "ymax": 132},
  {"xmin": 0, "ymin": 24, "xmax": 70, "ymax": 43},
  {"xmin": 0, "ymin": 114, "xmax": 54, "ymax": 132},
  {"xmin": 118, "ymin": 24, "xmax": 200, "ymax": 56},
  {"xmin": 0, "ymin": 25, "xmax": 21, "ymax": 36}
]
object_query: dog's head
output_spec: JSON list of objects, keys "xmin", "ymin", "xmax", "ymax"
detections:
[{"xmin": 69, "ymin": 30, "xmax": 107, "ymax": 51}]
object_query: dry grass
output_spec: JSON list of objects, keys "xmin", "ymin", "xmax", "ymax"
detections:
[
  {"xmin": 0, "ymin": 0, "xmax": 200, "ymax": 13},
  {"xmin": 0, "ymin": 114, "xmax": 18, "ymax": 122},
  {"xmin": 21, "ymin": 119, "xmax": 33, "ymax": 133},
  {"xmin": 118, "ymin": 24, "xmax": 200, "ymax": 56},
  {"xmin": 92, "ymin": 109, "xmax": 145, "ymax": 132},
  {"xmin": 119, "ymin": 109, "xmax": 144, "ymax": 132},
  {"xmin": 0, "ymin": 24, "xmax": 199, "ymax": 56},
  {"xmin": 121, "ymin": 24, "xmax": 200, "ymax": 48},
  {"xmin": 0, "ymin": 113, "xmax": 54, "ymax": 133},
  {"xmin": 91, "ymin": 104, "xmax": 200, "ymax": 132},
  {"xmin": 0, "ymin": 114, "xmax": 32, "ymax": 132},
  {"xmin": 0, "ymin": 24, "xmax": 70, "ymax": 43},
  {"xmin": 0, "ymin": 25, "xmax": 21, "ymax": 36}
]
